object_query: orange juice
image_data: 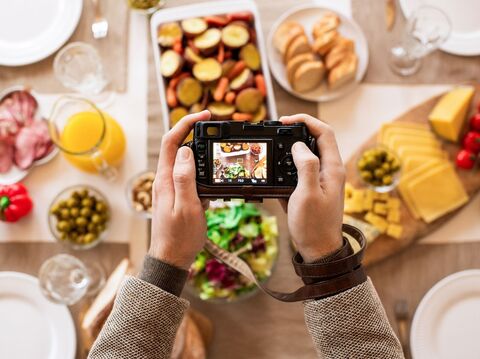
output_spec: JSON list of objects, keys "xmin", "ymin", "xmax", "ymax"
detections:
[{"xmin": 61, "ymin": 111, "xmax": 126, "ymax": 173}]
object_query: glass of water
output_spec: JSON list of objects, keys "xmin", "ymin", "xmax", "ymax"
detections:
[
  {"xmin": 54, "ymin": 42, "xmax": 108, "ymax": 96},
  {"xmin": 38, "ymin": 254, "xmax": 105, "ymax": 306},
  {"xmin": 389, "ymin": 6, "xmax": 451, "ymax": 76}
]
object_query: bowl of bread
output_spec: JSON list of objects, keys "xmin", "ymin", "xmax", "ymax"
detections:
[{"xmin": 267, "ymin": 5, "xmax": 368, "ymax": 102}]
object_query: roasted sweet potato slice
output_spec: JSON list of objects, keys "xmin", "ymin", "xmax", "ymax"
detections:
[
  {"xmin": 190, "ymin": 103, "xmax": 205, "ymax": 113},
  {"xmin": 252, "ymin": 104, "xmax": 267, "ymax": 122},
  {"xmin": 235, "ymin": 88, "xmax": 263, "ymax": 113},
  {"xmin": 193, "ymin": 58, "xmax": 222, "ymax": 82},
  {"xmin": 158, "ymin": 22, "xmax": 183, "ymax": 48},
  {"xmin": 176, "ymin": 77, "xmax": 203, "ymax": 107},
  {"xmin": 170, "ymin": 107, "xmax": 189, "ymax": 127},
  {"xmin": 239, "ymin": 43, "xmax": 261, "ymax": 70},
  {"xmin": 181, "ymin": 18, "xmax": 208, "ymax": 37},
  {"xmin": 221, "ymin": 59, "xmax": 236, "ymax": 76},
  {"xmin": 160, "ymin": 50, "xmax": 183, "ymax": 78},
  {"xmin": 193, "ymin": 28, "xmax": 221, "ymax": 53},
  {"xmin": 221, "ymin": 24, "xmax": 250, "ymax": 48},
  {"xmin": 207, "ymin": 102, "xmax": 236, "ymax": 120},
  {"xmin": 229, "ymin": 68, "xmax": 253, "ymax": 91},
  {"xmin": 184, "ymin": 46, "xmax": 204, "ymax": 65}
]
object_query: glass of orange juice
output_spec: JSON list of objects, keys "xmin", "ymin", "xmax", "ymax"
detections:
[{"xmin": 48, "ymin": 96, "xmax": 126, "ymax": 181}]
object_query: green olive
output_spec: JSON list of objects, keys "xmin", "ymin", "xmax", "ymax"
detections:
[
  {"xmin": 79, "ymin": 189, "xmax": 89, "ymax": 198},
  {"xmin": 81, "ymin": 207, "xmax": 92, "ymax": 218},
  {"xmin": 76, "ymin": 217, "xmax": 88, "ymax": 227},
  {"xmin": 91, "ymin": 214, "xmax": 102, "ymax": 224},
  {"xmin": 361, "ymin": 171, "xmax": 373, "ymax": 181},
  {"xmin": 60, "ymin": 209, "xmax": 70, "ymax": 220},
  {"xmin": 383, "ymin": 175, "xmax": 393, "ymax": 185},
  {"xmin": 95, "ymin": 202, "xmax": 107, "ymax": 212},
  {"xmin": 66, "ymin": 197, "xmax": 78, "ymax": 208},
  {"xmin": 96, "ymin": 224, "xmax": 106, "ymax": 233},
  {"xmin": 70, "ymin": 207, "xmax": 80, "ymax": 217},
  {"xmin": 84, "ymin": 233, "xmax": 96, "ymax": 243},
  {"xmin": 81, "ymin": 198, "xmax": 93, "ymax": 208},
  {"xmin": 382, "ymin": 162, "xmax": 391, "ymax": 172},
  {"xmin": 57, "ymin": 220, "xmax": 70, "ymax": 232},
  {"xmin": 374, "ymin": 168, "xmax": 385, "ymax": 179}
]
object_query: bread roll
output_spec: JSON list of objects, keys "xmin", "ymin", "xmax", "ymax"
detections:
[
  {"xmin": 328, "ymin": 53, "xmax": 358, "ymax": 89},
  {"xmin": 286, "ymin": 52, "xmax": 315, "ymax": 85},
  {"xmin": 273, "ymin": 21, "xmax": 304, "ymax": 55},
  {"xmin": 312, "ymin": 12, "xmax": 341, "ymax": 39},
  {"xmin": 312, "ymin": 30, "xmax": 338, "ymax": 56},
  {"xmin": 284, "ymin": 35, "xmax": 311, "ymax": 63},
  {"xmin": 292, "ymin": 60, "xmax": 325, "ymax": 92},
  {"xmin": 325, "ymin": 37, "xmax": 355, "ymax": 70}
]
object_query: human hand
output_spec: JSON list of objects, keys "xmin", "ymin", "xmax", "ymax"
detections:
[
  {"xmin": 279, "ymin": 114, "xmax": 345, "ymax": 263},
  {"xmin": 149, "ymin": 111, "xmax": 211, "ymax": 270}
]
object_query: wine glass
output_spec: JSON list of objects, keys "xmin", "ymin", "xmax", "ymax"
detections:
[
  {"xmin": 54, "ymin": 42, "xmax": 115, "ymax": 107},
  {"xmin": 389, "ymin": 6, "xmax": 451, "ymax": 76},
  {"xmin": 38, "ymin": 254, "xmax": 105, "ymax": 305}
]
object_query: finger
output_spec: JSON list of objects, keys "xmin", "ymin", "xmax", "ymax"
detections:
[
  {"xmin": 155, "ymin": 110, "xmax": 211, "ymax": 197},
  {"xmin": 291, "ymin": 142, "xmax": 321, "ymax": 189},
  {"xmin": 278, "ymin": 199, "xmax": 288, "ymax": 213},
  {"xmin": 172, "ymin": 146, "xmax": 199, "ymax": 210},
  {"xmin": 279, "ymin": 114, "xmax": 343, "ymax": 176}
]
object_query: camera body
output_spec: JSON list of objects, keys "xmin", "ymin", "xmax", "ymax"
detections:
[{"xmin": 187, "ymin": 121, "xmax": 317, "ymax": 200}]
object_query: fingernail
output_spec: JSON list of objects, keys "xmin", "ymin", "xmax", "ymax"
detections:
[
  {"xmin": 292, "ymin": 142, "xmax": 307, "ymax": 153},
  {"xmin": 177, "ymin": 147, "xmax": 191, "ymax": 161}
]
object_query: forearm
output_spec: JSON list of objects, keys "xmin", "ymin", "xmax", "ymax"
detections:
[
  {"xmin": 88, "ymin": 256, "xmax": 189, "ymax": 359},
  {"xmin": 304, "ymin": 278, "xmax": 404, "ymax": 359}
]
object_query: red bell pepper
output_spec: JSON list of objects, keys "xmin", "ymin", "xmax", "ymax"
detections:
[{"xmin": 0, "ymin": 183, "xmax": 33, "ymax": 222}]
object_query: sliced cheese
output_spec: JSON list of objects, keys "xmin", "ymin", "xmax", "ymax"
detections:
[
  {"xmin": 398, "ymin": 149, "xmax": 448, "ymax": 162},
  {"xmin": 403, "ymin": 156, "xmax": 445, "ymax": 174},
  {"xmin": 387, "ymin": 136, "xmax": 441, "ymax": 153},
  {"xmin": 380, "ymin": 128, "xmax": 436, "ymax": 145},
  {"xmin": 406, "ymin": 163, "xmax": 468, "ymax": 223},
  {"xmin": 428, "ymin": 86, "xmax": 475, "ymax": 142}
]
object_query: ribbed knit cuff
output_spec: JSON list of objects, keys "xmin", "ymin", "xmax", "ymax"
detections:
[{"xmin": 139, "ymin": 255, "xmax": 189, "ymax": 297}]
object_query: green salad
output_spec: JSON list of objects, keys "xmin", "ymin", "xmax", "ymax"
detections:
[
  {"xmin": 189, "ymin": 202, "xmax": 278, "ymax": 301},
  {"xmin": 223, "ymin": 163, "xmax": 249, "ymax": 179}
]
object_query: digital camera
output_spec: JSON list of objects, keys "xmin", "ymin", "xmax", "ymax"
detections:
[{"xmin": 186, "ymin": 121, "xmax": 317, "ymax": 200}]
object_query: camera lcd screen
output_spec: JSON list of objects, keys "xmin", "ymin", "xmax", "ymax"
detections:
[{"xmin": 212, "ymin": 142, "xmax": 268, "ymax": 185}]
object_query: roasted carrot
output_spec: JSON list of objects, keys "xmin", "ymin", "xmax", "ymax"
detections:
[
  {"xmin": 167, "ymin": 87, "xmax": 178, "ymax": 108},
  {"xmin": 227, "ymin": 11, "xmax": 253, "ymax": 23},
  {"xmin": 232, "ymin": 112, "xmax": 253, "ymax": 121},
  {"xmin": 173, "ymin": 39, "xmax": 183, "ymax": 55},
  {"xmin": 224, "ymin": 51, "xmax": 232, "ymax": 60},
  {"xmin": 204, "ymin": 15, "xmax": 229, "ymax": 27},
  {"xmin": 255, "ymin": 74, "xmax": 266, "ymax": 97},
  {"xmin": 249, "ymin": 28, "xmax": 257, "ymax": 44},
  {"xmin": 227, "ymin": 60, "xmax": 246, "ymax": 80},
  {"xmin": 213, "ymin": 77, "xmax": 229, "ymax": 102},
  {"xmin": 224, "ymin": 91, "xmax": 236, "ymax": 104},
  {"xmin": 217, "ymin": 43, "xmax": 225, "ymax": 63}
]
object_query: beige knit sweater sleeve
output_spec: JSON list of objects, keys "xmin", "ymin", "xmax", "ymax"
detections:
[
  {"xmin": 88, "ymin": 276, "xmax": 189, "ymax": 359},
  {"xmin": 89, "ymin": 276, "xmax": 403, "ymax": 359},
  {"xmin": 304, "ymin": 278, "xmax": 404, "ymax": 358}
]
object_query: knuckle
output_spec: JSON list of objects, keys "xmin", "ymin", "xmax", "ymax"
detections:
[
  {"xmin": 173, "ymin": 171, "xmax": 191, "ymax": 185},
  {"xmin": 298, "ymin": 156, "xmax": 320, "ymax": 172}
]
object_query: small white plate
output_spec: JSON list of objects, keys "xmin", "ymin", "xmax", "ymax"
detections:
[
  {"xmin": 411, "ymin": 270, "xmax": 480, "ymax": 359},
  {"xmin": 0, "ymin": 272, "xmax": 76, "ymax": 359},
  {"xmin": 0, "ymin": 0, "xmax": 83, "ymax": 66},
  {"xmin": 266, "ymin": 5, "xmax": 369, "ymax": 103},
  {"xmin": 399, "ymin": 0, "xmax": 480, "ymax": 56}
]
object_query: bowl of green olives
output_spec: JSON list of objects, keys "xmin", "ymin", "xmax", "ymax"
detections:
[
  {"xmin": 48, "ymin": 185, "xmax": 110, "ymax": 250},
  {"xmin": 357, "ymin": 146, "xmax": 402, "ymax": 193}
]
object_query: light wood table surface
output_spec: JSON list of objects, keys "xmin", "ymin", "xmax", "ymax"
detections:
[{"xmin": 2, "ymin": 1, "xmax": 480, "ymax": 358}]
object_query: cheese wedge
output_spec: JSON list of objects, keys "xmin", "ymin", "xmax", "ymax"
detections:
[
  {"xmin": 380, "ymin": 128, "xmax": 436, "ymax": 144},
  {"xmin": 429, "ymin": 86, "xmax": 475, "ymax": 142},
  {"xmin": 406, "ymin": 163, "xmax": 468, "ymax": 223},
  {"xmin": 386, "ymin": 136, "xmax": 441, "ymax": 152}
]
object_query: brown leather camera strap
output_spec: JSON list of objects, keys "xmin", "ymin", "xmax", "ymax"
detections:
[{"xmin": 204, "ymin": 224, "xmax": 367, "ymax": 302}]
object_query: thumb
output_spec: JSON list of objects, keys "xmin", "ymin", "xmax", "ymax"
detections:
[
  {"xmin": 291, "ymin": 142, "xmax": 320, "ymax": 188},
  {"xmin": 173, "ymin": 146, "xmax": 198, "ymax": 209}
]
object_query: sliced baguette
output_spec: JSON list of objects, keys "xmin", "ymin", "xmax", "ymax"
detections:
[
  {"xmin": 312, "ymin": 30, "xmax": 338, "ymax": 56},
  {"xmin": 292, "ymin": 60, "xmax": 325, "ymax": 93},
  {"xmin": 284, "ymin": 34, "xmax": 311, "ymax": 63},
  {"xmin": 273, "ymin": 21, "xmax": 304, "ymax": 55},
  {"xmin": 325, "ymin": 37, "xmax": 355, "ymax": 70},
  {"xmin": 286, "ymin": 52, "xmax": 315, "ymax": 85},
  {"xmin": 328, "ymin": 53, "xmax": 358, "ymax": 89},
  {"xmin": 312, "ymin": 12, "xmax": 341, "ymax": 39}
]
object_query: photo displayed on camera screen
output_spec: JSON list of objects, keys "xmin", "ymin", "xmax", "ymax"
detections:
[{"xmin": 212, "ymin": 142, "xmax": 268, "ymax": 185}]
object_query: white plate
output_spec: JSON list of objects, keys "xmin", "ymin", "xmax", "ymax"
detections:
[
  {"xmin": 0, "ymin": 0, "xmax": 83, "ymax": 66},
  {"xmin": 399, "ymin": 0, "xmax": 480, "ymax": 56},
  {"xmin": 0, "ymin": 87, "xmax": 59, "ymax": 185},
  {"xmin": 150, "ymin": 0, "xmax": 278, "ymax": 133},
  {"xmin": 266, "ymin": 5, "xmax": 369, "ymax": 103},
  {"xmin": 0, "ymin": 272, "xmax": 76, "ymax": 359},
  {"xmin": 411, "ymin": 270, "xmax": 480, "ymax": 359}
]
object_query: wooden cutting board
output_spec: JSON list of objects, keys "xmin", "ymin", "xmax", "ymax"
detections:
[{"xmin": 345, "ymin": 84, "xmax": 480, "ymax": 266}]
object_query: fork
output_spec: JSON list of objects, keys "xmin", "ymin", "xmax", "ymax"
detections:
[
  {"xmin": 394, "ymin": 299, "xmax": 411, "ymax": 359},
  {"xmin": 91, "ymin": 0, "xmax": 109, "ymax": 39}
]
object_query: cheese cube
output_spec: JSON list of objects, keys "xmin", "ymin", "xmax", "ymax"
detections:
[
  {"xmin": 429, "ymin": 86, "xmax": 475, "ymax": 142},
  {"xmin": 345, "ymin": 182, "xmax": 355, "ymax": 200},
  {"xmin": 373, "ymin": 202, "xmax": 388, "ymax": 215},
  {"xmin": 387, "ymin": 224, "xmax": 403, "ymax": 239},
  {"xmin": 387, "ymin": 209, "xmax": 401, "ymax": 223},
  {"xmin": 374, "ymin": 192, "xmax": 390, "ymax": 201},
  {"xmin": 387, "ymin": 197, "xmax": 401, "ymax": 209},
  {"xmin": 364, "ymin": 212, "xmax": 388, "ymax": 233},
  {"xmin": 363, "ymin": 190, "xmax": 375, "ymax": 211}
]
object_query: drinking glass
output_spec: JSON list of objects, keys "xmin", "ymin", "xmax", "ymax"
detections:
[
  {"xmin": 38, "ymin": 254, "xmax": 105, "ymax": 305},
  {"xmin": 48, "ymin": 96, "xmax": 126, "ymax": 181},
  {"xmin": 389, "ymin": 6, "xmax": 451, "ymax": 76},
  {"xmin": 54, "ymin": 42, "xmax": 108, "ymax": 95}
]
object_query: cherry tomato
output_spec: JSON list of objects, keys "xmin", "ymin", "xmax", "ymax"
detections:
[
  {"xmin": 463, "ymin": 131, "xmax": 480, "ymax": 154},
  {"xmin": 456, "ymin": 149, "xmax": 477, "ymax": 170},
  {"xmin": 470, "ymin": 113, "xmax": 480, "ymax": 132}
]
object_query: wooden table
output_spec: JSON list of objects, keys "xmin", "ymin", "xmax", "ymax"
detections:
[{"xmin": 2, "ymin": 1, "xmax": 480, "ymax": 358}]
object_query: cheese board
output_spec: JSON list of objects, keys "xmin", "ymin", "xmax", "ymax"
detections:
[{"xmin": 345, "ymin": 84, "xmax": 480, "ymax": 266}]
